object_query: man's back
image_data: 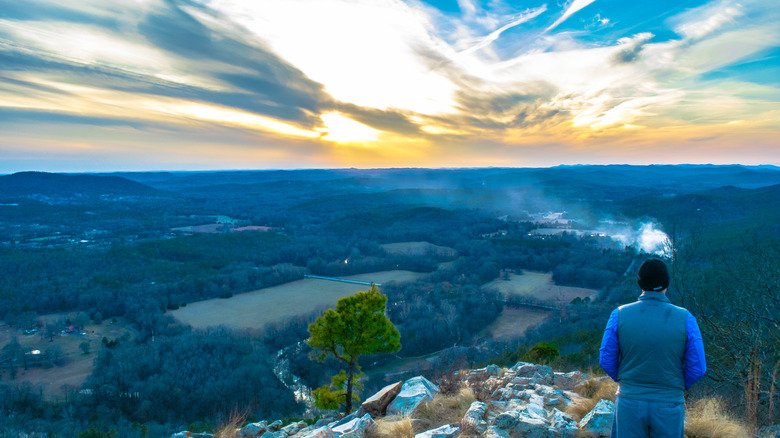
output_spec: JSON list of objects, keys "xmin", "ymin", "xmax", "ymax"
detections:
[{"xmin": 616, "ymin": 293, "xmax": 688, "ymax": 402}]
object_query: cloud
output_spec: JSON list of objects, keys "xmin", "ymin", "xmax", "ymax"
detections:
[
  {"xmin": 459, "ymin": 6, "xmax": 547, "ymax": 55},
  {"xmin": 545, "ymin": 0, "xmax": 598, "ymax": 33}
]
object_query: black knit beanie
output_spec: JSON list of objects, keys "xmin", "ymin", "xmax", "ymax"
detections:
[{"xmin": 637, "ymin": 258, "xmax": 670, "ymax": 292}]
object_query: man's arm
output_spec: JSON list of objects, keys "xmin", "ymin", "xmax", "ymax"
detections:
[
  {"xmin": 684, "ymin": 312, "xmax": 706, "ymax": 389},
  {"xmin": 599, "ymin": 309, "xmax": 619, "ymax": 382}
]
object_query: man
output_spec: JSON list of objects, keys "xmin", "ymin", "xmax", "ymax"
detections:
[{"xmin": 599, "ymin": 258, "xmax": 706, "ymax": 437}]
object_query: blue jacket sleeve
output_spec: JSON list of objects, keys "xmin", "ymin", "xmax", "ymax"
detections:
[
  {"xmin": 599, "ymin": 309, "xmax": 620, "ymax": 382},
  {"xmin": 684, "ymin": 312, "xmax": 706, "ymax": 389}
]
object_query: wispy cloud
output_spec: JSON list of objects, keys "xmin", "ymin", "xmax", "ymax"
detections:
[{"xmin": 545, "ymin": 0, "xmax": 598, "ymax": 33}]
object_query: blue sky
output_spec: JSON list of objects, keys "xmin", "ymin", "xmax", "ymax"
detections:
[{"xmin": 0, "ymin": 0, "xmax": 778, "ymax": 172}]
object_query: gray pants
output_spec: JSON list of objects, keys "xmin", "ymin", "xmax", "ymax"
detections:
[{"xmin": 611, "ymin": 396, "xmax": 685, "ymax": 438}]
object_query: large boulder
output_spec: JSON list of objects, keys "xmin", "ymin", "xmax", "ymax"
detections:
[
  {"xmin": 302, "ymin": 426, "xmax": 335, "ymax": 438},
  {"xmin": 461, "ymin": 401, "xmax": 488, "ymax": 434},
  {"xmin": 578, "ymin": 399, "xmax": 615, "ymax": 437},
  {"xmin": 553, "ymin": 371, "xmax": 586, "ymax": 392},
  {"xmin": 281, "ymin": 422, "xmax": 307, "ymax": 436},
  {"xmin": 414, "ymin": 424, "xmax": 459, "ymax": 438},
  {"xmin": 331, "ymin": 413, "xmax": 374, "ymax": 438},
  {"xmin": 512, "ymin": 362, "xmax": 553, "ymax": 384},
  {"xmin": 239, "ymin": 422, "xmax": 269, "ymax": 438},
  {"xmin": 386, "ymin": 376, "xmax": 439, "ymax": 417},
  {"xmin": 362, "ymin": 381, "xmax": 403, "ymax": 417},
  {"xmin": 514, "ymin": 409, "xmax": 549, "ymax": 437}
]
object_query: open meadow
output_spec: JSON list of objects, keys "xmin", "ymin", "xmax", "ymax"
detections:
[
  {"xmin": 478, "ymin": 271, "xmax": 597, "ymax": 344},
  {"xmin": 0, "ymin": 316, "xmax": 136, "ymax": 398},
  {"xmin": 486, "ymin": 271, "xmax": 596, "ymax": 305},
  {"xmin": 171, "ymin": 270, "xmax": 426, "ymax": 330}
]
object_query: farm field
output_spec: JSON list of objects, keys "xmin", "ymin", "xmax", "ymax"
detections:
[
  {"xmin": 171, "ymin": 270, "xmax": 426, "ymax": 330},
  {"xmin": 380, "ymin": 241, "xmax": 457, "ymax": 257},
  {"xmin": 486, "ymin": 271, "xmax": 596, "ymax": 305},
  {"xmin": 0, "ymin": 316, "xmax": 136, "ymax": 398},
  {"xmin": 478, "ymin": 271, "xmax": 596, "ymax": 345},
  {"xmin": 479, "ymin": 307, "xmax": 552, "ymax": 341}
]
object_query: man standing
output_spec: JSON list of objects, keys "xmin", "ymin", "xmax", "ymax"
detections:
[{"xmin": 599, "ymin": 258, "xmax": 706, "ymax": 437}]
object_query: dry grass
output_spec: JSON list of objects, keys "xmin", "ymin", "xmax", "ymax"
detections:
[
  {"xmin": 213, "ymin": 407, "xmax": 249, "ymax": 438},
  {"xmin": 367, "ymin": 418, "xmax": 414, "ymax": 438},
  {"xmin": 566, "ymin": 378, "xmax": 618, "ymax": 421},
  {"xmin": 684, "ymin": 398, "xmax": 750, "ymax": 438},
  {"xmin": 414, "ymin": 388, "xmax": 477, "ymax": 432}
]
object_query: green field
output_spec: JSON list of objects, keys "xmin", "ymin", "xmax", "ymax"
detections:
[
  {"xmin": 0, "ymin": 316, "xmax": 136, "ymax": 398},
  {"xmin": 486, "ymin": 271, "xmax": 596, "ymax": 305},
  {"xmin": 479, "ymin": 271, "xmax": 596, "ymax": 343},
  {"xmin": 171, "ymin": 270, "xmax": 426, "ymax": 330}
]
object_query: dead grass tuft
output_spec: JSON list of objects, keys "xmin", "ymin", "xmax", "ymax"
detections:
[
  {"xmin": 215, "ymin": 407, "xmax": 248, "ymax": 438},
  {"xmin": 367, "ymin": 418, "xmax": 414, "ymax": 438},
  {"xmin": 413, "ymin": 388, "xmax": 477, "ymax": 431},
  {"xmin": 566, "ymin": 378, "xmax": 617, "ymax": 422},
  {"xmin": 684, "ymin": 398, "xmax": 749, "ymax": 438}
]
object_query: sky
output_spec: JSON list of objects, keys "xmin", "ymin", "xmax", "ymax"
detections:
[{"xmin": 0, "ymin": 0, "xmax": 778, "ymax": 172}]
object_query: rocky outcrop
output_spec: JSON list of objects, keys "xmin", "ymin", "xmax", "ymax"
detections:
[
  {"xmin": 386, "ymin": 376, "xmax": 439, "ymax": 417},
  {"xmin": 361, "ymin": 381, "xmax": 402, "ymax": 417},
  {"xmin": 171, "ymin": 362, "xmax": 612, "ymax": 438}
]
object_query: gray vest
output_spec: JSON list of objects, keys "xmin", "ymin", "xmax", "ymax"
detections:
[{"xmin": 616, "ymin": 292, "xmax": 688, "ymax": 402}]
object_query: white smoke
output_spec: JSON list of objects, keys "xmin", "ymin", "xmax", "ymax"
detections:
[
  {"xmin": 636, "ymin": 222, "xmax": 669, "ymax": 255},
  {"xmin": 598, "ymin": 221, "xmax": 670, "ymax": 256}
]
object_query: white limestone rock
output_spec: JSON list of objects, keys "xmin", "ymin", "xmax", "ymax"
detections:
[
  {"xmin": 578, "ymin": 399, "xmax": 615, "ymax": 437},
  {"xmin": 414, "ymin": 424, "xmax": 459, "ymax": 438},
  {"xmin": 331, "ymin": 413, "xmax": 374, "ymax": 438},
  {"xmin": 386, "ymin": 376, "xmax": 439, "ymax": 417},
  {"xmin": 461, "ymin": 401, "xmax": 488, "ymax": 434}
]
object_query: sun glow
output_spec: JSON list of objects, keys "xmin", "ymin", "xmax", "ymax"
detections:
[{"xmin": 319, "ymin": 113, "xmax": 381, "ymax": 144}]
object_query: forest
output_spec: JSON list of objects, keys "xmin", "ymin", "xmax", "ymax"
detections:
[{"xmin": 0, "ymin": 165, "xmax": 778, "ymax": 437}]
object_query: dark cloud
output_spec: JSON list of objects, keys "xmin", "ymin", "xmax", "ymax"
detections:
[
  {"xmin": 0, "ymin": 107, "xmax": 154, "ymax": 129},
  {"xmin": 335, "ymin": 103, "xmax": 422, "ymax": 136},
  {"xmin": 0, "ymin": 0, "xmax": 121, "ymax": 29}
]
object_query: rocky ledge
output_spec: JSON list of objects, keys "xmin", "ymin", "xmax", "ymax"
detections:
[{"xmin": 172, "ymin": 362, "xmax": 615, "ymax": 438}]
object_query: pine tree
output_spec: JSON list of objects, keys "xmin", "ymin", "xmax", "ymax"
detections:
[{"xmin": 307, "ymin": 285, "xmax": 401, "ymax": 413}]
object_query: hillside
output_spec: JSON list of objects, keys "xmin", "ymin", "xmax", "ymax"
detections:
[{"xmin": 0, "ymin": 172, "xmax": 166, "ymax": 198}]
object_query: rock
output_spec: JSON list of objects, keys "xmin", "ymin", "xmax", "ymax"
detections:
[
  {"xmin": 239, "ymin": 422, "xmax": 269, "ymax": 438},
  {"xmin": 362, "ymin": 381, "xmax": 403, "ymax": 417},
  {"xmin": 493, "ymin": 411, "xmax": 519, "ymax": 430},
  {"xmin": 525, "ymin": 402, "xmax": 548, "ymax": 420},
  {"xmin": 281, "ymin": 422, "xmax": 307, "ymax": 436},
  {"xmin": 465, "ymin": 364, "xmax": 501, "ymax": 383},
  {"xmin": 512, "ymin": 362, "xmax": 552, "ymax": 380},
  {"xmin": 331, "ymin": 413, "xmax": 374, "ymax": 438},
  {"xmin": 549, "ymin": 409, "xmax": 578, "ymax": 438},
  {"xmin": 514, "ymin": 409, "xmax": 549, "ymax": 437},
  {"xmin": 414, "ymin": 424, "xmax": 459, "ymax": 438},
  {"xmin": 268, "ymin": 421, "xmax": 284, "ymax": 432},
  {"xmin": 553, "ymin": 371, "xmax": 585, "ymax": 392},
  {"xmin": 171, "ymin": 433, "xmax": 215, "ymax": 438},
  {"xmin": 261, "ymin": 432, "xmax": 285, "ymax": 438},
  {"xmin": 578, "ymin": 399, "xmax": 615, "ymax": 437},
  {"xmin": 386, "ymin": 376, "xmax": 439, "ymax": 417},
  {"xmin": 461, "ymin": 401, "xmax": 488, "ymax": 434},
  {"xmin": 302, "ymin": 426, "xmax": 335, "ymax": 438},
  {"xmin": 484, "ymin": 426, "xmax": 510, "ymax": 438}
]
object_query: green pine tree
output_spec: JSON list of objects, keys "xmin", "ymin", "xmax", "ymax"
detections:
[{"xmin": 307, "ymin": 285, "xmax": 401, "ymax": 413}]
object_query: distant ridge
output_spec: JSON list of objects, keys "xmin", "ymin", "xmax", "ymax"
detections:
[{"xmin": 0, "ymin": 171, "xmax": 166, "ymax": 198}]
